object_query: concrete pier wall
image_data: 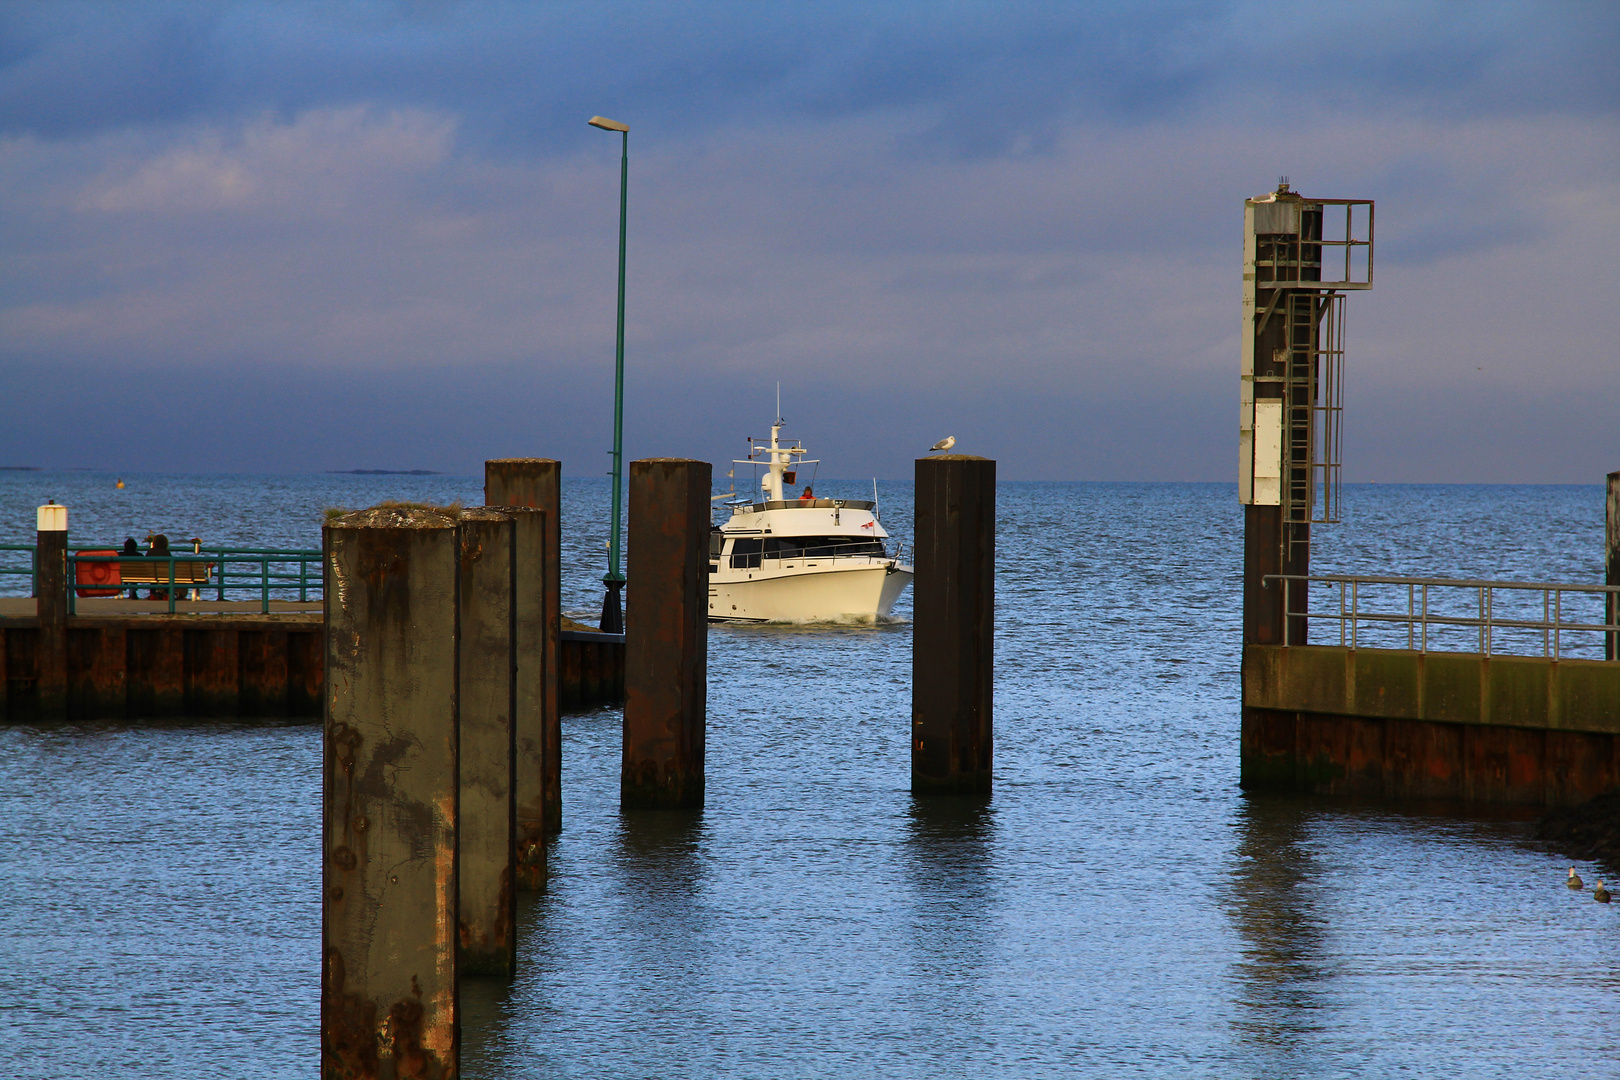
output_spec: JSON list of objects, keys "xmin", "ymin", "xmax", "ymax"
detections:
[
  {"xmin": 0, "ymin": 617, "xmax": 620, "ymax": 720},
  {"xmin": 0, "ymin": 620, "xmax": 323, "ymax": 718},
  {"xmin": 1242, "ymin": 644, "xmax": 1620, "ymax": 805}
]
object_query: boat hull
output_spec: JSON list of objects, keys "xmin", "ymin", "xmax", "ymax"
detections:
[{"xmin": 708, "ymin": 561, "xmax": 913, "ymax": 623}]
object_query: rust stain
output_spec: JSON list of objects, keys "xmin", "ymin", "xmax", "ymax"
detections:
[
  {"xmin": 424, "ymin": 789, "xmax": 458, "ymax": 1065},
  {"xmin": 387, "ymin": 980, "xmax": 428, "ymax": 1078},
  {"xmin": 321, "ymin": 947, "xmax": 378, "ymax": 1079}
]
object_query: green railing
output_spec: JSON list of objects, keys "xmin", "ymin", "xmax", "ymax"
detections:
[
  {"xmin": 0, "ymin": 544, "xmax": 37, "ymax": 595},
  {"xmin": 0, "ymin": 543, "xmax": 323, "ymax": 615}
]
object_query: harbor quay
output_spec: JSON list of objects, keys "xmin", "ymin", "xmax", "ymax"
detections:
[
  {"xmin": 0, "ymin": 598, "xmax": 625, "ymax": 720},
  {"xmin": 1235, "ymin": 185, "xmax": 1620, "ymax": 807},
  {"xmin": 0, "ymin": 463, "xmax": 626, "ymax": 722}
]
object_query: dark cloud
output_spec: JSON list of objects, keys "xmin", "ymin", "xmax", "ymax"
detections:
[
  {"xmin": 0, "ymin": 2, "xmax": 1614, "ymax": 482},
  {"xmin": 1, "ymin": 2, "xmax": 1614, "ymax": 150}
]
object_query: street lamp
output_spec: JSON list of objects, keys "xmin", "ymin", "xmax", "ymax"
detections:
[{"xmin": 589, "ymin": 115, "xmax": 630, "ymax": 634}]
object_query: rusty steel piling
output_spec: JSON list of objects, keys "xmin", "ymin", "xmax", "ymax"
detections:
[
  {"xmin": 456, "ymin": 509, "xmax": 517, "ymax": 977},
  {"xmin": 485, "ymin": 459, "xmax": 563, "ymax": 835},
  {"xmin": 912, "ymin": 456, "xmax": 996, "ymax": 794},
  {"xmin": 34, "ymin": 504, "xmax": 68, "ymax": 716},
  {"xmin": 485, "ymin": 505, "xmax": 549, "ymax": 889},
  {"xmin": 323, "ymin": 507, "xmax": 460, "ymax": 1078},
  {"xmin": 622, "ymin": 458, "xmax": 710, "ymax": 810}
]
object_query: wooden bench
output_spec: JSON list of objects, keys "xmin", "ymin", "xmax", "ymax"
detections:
[
  {"xmin": 74, "ymin": 551, "xmax": 212, "ymax": 598},
  {"xmin": 116, "ymin": 560, "xmax": 212, "ymax": 586}
]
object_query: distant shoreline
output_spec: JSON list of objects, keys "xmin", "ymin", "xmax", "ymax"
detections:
[{"xmin": 326, "ymin": 469, "xmax": 442, "ymax": 476}]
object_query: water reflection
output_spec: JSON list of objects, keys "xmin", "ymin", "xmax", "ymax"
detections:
[
  {"xmin": 1224, "ymin": 794, "xmax": 1333, "ymax": 1073},
  {"xmin": 611, "ymin": 807, "xmax": 711, "ymax": 967},
  {"xmin": 614, "ymin": 808, "xmax": 707, "ymax": 892},
  {"xmin": 903, "ymin": 796, "xmax": 996, "ymax": 989}
]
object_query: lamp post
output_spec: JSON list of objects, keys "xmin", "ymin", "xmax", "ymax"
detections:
[{"xmin": 589, "ymin": 115, "xmax": 630, "ymax": 634}]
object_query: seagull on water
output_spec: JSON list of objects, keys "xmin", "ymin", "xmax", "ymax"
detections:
[
  {"xmin": 928, "ymin": 436, "xmax": 956, "ymax": 453},
  {"xmin": 1596, "ymin": 881, "xmax": 1611, "ymax": 904},
  {"xmin": 1568, "ymin": 867, "xmax": 1585, "ymax": 890}
]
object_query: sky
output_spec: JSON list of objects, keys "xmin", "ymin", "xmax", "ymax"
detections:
[{"xmin": 0, "ymin": 1, "xmax": 1615, "ymax": 482}]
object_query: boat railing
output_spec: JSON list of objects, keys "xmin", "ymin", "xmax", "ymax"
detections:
[{"xmin": 744, "ymin": 499, "xmax": 876, "ymax": 512}]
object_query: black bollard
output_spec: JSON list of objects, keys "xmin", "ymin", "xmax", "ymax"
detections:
[
  {"xmin": 34, "ymin": 502, "xmax": 68, "ymax": 717},
  {"xmin": 457, "ymin": 508, "xmax": 516, "ymax": 976},
  {"xmin": 912, "ymin": 455, "xmax": 995, "ymax": 794},
  {"xmin": 485, "ymin": 459, "xmax": 562, "ymax": 835},
  {"xmin": 622, "ymin": 458, "xmax": 710, "ymax": 810},
  {"xmin": 322, "ymin": 507, "xmax": 459, "ymax": 1077}
]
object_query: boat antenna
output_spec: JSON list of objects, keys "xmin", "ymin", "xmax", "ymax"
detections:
[
  {"xmin": 872, "ymin": 477, "xmax": 879, "ymax": 520},
  {"xmin": 776, "ymin": 381, "xmax": 783, "ymax": 426}
]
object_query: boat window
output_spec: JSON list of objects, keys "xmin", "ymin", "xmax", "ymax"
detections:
[
  {"xmin": 709, "ymin": 529, "xmax": 723, "ymax": 558},
  {"xmin": 762, "ymin": 536, "xmax": 886, "ymax": 559},
  {"xmin": 730, "ymin": 537, "xmax": 762, "ymax": 569}
]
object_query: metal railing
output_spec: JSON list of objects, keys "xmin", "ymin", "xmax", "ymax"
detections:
[
  {"xmin": 1264, "ymin": 573, "xmax": 1620, "ymax": 661},
  {"xmin": 0, "ymin": 543, "xmax": 322, "ymax": 615},
  {"xmin": 0, "ymin": 543, "xmax": 37, "ymax": 594}
]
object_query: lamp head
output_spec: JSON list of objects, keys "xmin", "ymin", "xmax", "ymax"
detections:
[{"xmin": 588, "ymin": 116, "xmax": 629, "ymax": 133}]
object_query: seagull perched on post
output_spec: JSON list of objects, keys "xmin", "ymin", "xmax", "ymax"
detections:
[{"xmin": 928, "ymin": 436, "xmax": 956, "ymax": 453}]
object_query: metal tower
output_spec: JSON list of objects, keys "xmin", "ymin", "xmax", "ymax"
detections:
[{"xmin": 1239, "ymin": 182, "xmax": 1373, "ymax": 645}]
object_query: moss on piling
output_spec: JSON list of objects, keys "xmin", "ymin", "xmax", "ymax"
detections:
[{"xmin": 324, "ymin": 500, "xmax": 464, "ymax": 525}]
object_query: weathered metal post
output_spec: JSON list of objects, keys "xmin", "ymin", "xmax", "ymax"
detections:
[
  {"xmin": 1608, "ymin": 470, "xmax": 1619, "ymax": 662},
  {"xmin": 485, "ymin": 459, "xmax": 562, "ymax": 837},
  {"xmin": 323, "ymin": 507, "xmax": 459, "ymax": 1077},
  {"xmin": 34, "ymin": 502, "xmax": 68, "ymax": 717},
  {"xmin": 912, "ymin": 456, "xmax": 996, "ymax": 794},
  {"xmin": 622, "ymin": 458, "xmax": 709, "ymax": 809},
  {"xmin": 486, "ymin": 505, "xmax": 548, "ymax": 889},
  {"xmin": 457, "ymin": 508, "xmax": 516, "ymax": 976}
]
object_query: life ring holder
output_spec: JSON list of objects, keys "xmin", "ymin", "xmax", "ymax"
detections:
[{"xmin": 74, "ymin": 549, "xmax": 122, "ymax": 598}]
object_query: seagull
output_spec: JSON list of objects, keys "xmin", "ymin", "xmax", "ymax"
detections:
[
  {"xmin": 928, "ymin": 436, "xmax": 956, "ymax": 453},
  {"xmin": 1596, "ymin": 881, "xmax": 1612, "ymax": 904},
  {"xmin": 1568, "ymin": 867, "xmax": 1584, "ymax": 890}
]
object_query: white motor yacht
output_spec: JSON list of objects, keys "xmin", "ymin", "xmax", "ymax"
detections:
[{"xmin": 709, "ymin": 418, "xmax": 913, "ymax": 623}]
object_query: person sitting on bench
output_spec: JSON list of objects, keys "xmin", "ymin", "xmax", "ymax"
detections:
[
  {"xmin": 121, "ymin": 538, "xmax": 140, "ymax": 599},
  {"xmin": 146, "ymin": 534, "xmax": 172, "ymax": 600}
]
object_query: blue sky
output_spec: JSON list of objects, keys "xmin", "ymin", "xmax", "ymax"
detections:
[{"xmin": 0, "ymin": 1, "xmax": 1615, "ymax": 480}]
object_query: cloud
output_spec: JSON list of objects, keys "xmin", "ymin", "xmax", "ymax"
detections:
[
  {"xmin": 2, "ymin": 3, "xmax": 1615, "ymax": 144},
  {"xmin": 0, "ymin": 2, "xmax": 1614, "ymax": 481}
]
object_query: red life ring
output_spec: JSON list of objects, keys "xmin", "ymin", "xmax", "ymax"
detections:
[{"xmin": 75, "ymin": 550, "xmax": 122, "ymax": 597}]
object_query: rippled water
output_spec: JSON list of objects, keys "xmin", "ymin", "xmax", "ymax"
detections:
[{"xmin": 1, "ymin": 474, "xmax": 1616, "ymax": 1078}]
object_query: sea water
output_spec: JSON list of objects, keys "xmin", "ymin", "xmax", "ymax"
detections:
[{"xmin": 0, "ymin": 474, "xmax": 1614, "ymax": 1078}]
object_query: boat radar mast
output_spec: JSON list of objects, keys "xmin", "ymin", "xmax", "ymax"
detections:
[{"xmin": 735, "ymin": 420, "xmax": 818, "ymax": 504}]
